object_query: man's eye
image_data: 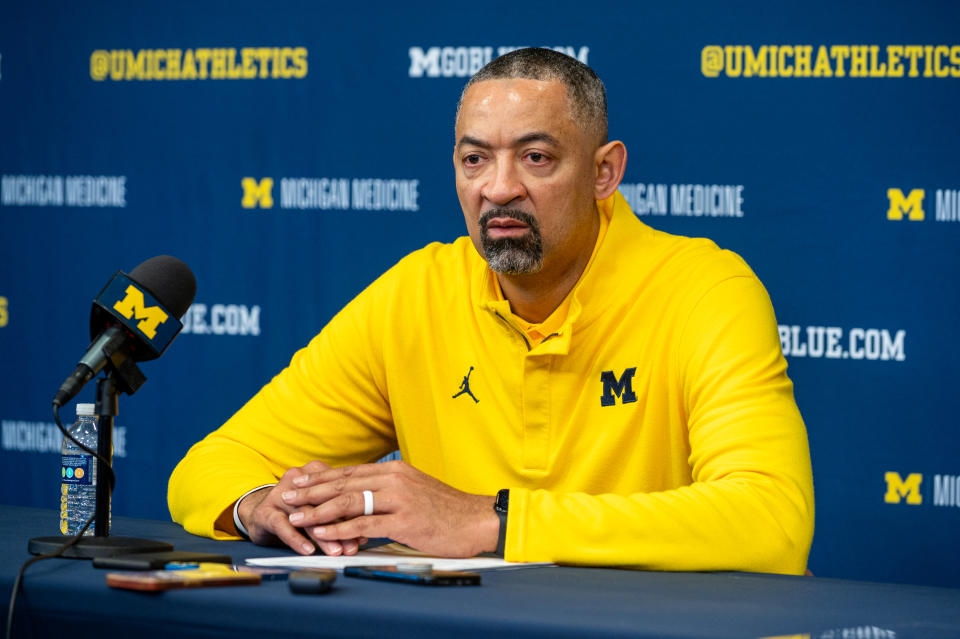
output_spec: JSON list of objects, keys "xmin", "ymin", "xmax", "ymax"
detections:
[
  {"xmin": 527, "ymin": 153, "xmax": 546, "ymax": 163},
  {"xmin": 465, "ymin": 155, "xmax": 482, "ymax": 165}
]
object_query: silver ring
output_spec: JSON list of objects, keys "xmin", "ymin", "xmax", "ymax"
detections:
[{"xmin": 362, "ymin": 490, "xmax": 374, "ymax": 516}]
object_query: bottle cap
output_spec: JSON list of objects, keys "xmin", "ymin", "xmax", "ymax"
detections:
[{"xmin": 76, "ymin": 403, "xmax": 96, "ymax": 416}]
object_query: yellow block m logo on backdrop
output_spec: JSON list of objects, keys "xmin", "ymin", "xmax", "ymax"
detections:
[
  {"xmin": 884, "ymin": 472, "xmax": 923, "ymax": 505},
  {"xmin": 113, "ymin": 285, "xmax": 169, "ymax": 339},
  {"xmin": 241, "ymin": 177, "xmax": 274, "ymax": 209},
  {"xmin": 886, "ymin": 188, "xmax": 925, "ymax": 221}
]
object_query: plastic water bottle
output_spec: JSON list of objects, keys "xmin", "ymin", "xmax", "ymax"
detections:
[{"xmin": 60, "ymin": 403, "xmax": 104, "ymax": 535}]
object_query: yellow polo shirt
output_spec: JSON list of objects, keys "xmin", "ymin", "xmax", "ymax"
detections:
[{"xmin": 169, "ymin": 191, "xmax": 814, "ymax": 574}]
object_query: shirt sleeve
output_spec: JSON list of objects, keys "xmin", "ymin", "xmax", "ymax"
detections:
[
  {"xmin": 505, "ymin": 275, "xmax": 815, "ymax": 575},
  {"xmin": 167, "ymin": 270, "xmax": 398, "ymax": 540}
]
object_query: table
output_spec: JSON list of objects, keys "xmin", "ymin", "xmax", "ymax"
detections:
[{"xmin": 2, "ymin": 505, "xmax": 958, "ymax": 638}]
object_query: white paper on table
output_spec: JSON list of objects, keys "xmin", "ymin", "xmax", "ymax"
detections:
[{"xmin": 245, "ymin": 546, "xmax": 553, "ymax": 572}]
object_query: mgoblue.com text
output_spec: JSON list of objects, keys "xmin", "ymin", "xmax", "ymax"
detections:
[
  {"xmin": 181, "ymin": 303, "xmax": 260, "ymax": 336},
  {"xmin": 779, "ymin": 325, "xmax": 906, "ymax": 361}
]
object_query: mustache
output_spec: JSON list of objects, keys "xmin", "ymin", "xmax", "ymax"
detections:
[{"xmin": 478, "ymin": 208, "xmax": 540, "ymax": 234}]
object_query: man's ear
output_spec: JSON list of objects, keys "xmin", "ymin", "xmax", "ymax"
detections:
[{"xmin": 594, "ymin": 141, "xmax": 627, "ymax": 201}]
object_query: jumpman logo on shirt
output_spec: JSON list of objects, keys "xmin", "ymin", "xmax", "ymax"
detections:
[{"xmin": 452, "ymin": 366, "xmax": 479, "ymax": 403}]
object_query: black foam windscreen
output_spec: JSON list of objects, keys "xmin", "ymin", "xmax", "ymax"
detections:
[{"xmin": 128, "ymin": 255, "xmax": 197, "ymax": 320}]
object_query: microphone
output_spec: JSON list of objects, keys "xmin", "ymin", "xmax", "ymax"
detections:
[{"xmin": 53, "ymin": 255, "xmax": 197, "ymax": 407}]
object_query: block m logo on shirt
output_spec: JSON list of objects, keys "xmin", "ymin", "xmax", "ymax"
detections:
[{"xmin": 600, "ymin": 367, "xmax": 637, "ymax": 406}]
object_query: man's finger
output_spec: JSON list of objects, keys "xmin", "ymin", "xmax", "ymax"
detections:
[
  {"xmin": 302, "ymin": 460, "xmax": 333, "ymax": 474},
  {"xmin": 279, "ymin": 460, "xmax": 334, "ymax": 490},
  {"xmin": 289, "ymin": 491, "xmax": 363, "ymax": 527},
  {"xmin": 291, "ymin": 461, "xmax": 404, "ymax": 488},
  {"xmin": 312, "ymin": 515, "xmax": 389, "ymax": 543},
  {"xmin": 282, "ymin": 475, "xmax": 393, "ymax": 509},
  {"xmin": 262, "ymin": 509, "xmax": 317, "ymax": 556},
  {"xmin": 294, "ymin": 489, "xmax": 396, "ymax": 527},
  {"xmin": 315, "ymin": 539, "xmax": 343, "ymax": 556}
]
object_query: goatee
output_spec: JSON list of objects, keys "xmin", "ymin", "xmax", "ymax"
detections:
[{"xmin": 479, "ymin": 209, "xmax": 544, "ymax": 275}]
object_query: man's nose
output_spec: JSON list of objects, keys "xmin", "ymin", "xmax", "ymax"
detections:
[{"xmin": 481, "ymin": 160, "xmax": 526, "ymax": 206}]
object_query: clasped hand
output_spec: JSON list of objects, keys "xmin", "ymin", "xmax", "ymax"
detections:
[{"xmin": 237, "ymin": 460, "xmax": 499, "ymax": 558}]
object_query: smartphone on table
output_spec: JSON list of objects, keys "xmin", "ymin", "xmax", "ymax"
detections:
[
  {"xmin": 344, "ymin": 565, "xmax": 481, "ymax": 586},
  {"xmin": 105, "ymin": 563, "xmax": 260, "ymax": 591},
  {"xmin": 93, "ymin": 551, "xmax": 232, "ymax": 570}
]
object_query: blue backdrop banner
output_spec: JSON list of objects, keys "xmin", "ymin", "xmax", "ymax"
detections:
[{"xmin": 1, "ymin": 0, "xmax": 957, "ymax": 587}]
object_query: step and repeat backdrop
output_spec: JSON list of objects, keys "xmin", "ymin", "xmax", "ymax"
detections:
[{"xmin": 1, "ymin": 1, "xmax": 957, "ymax": 587}]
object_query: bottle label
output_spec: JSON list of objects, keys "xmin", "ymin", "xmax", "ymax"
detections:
[{"xmin": 61, "ymin": 454, "xmax": 94, "ymax": 486}]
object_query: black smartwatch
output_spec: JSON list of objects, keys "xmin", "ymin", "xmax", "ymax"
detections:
[{"xmin": 493, "ymin": 489, "xmax": 509, "ymax": 557}]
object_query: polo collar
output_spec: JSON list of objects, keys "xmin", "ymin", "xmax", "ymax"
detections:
[{"xmin": 472, "ymin": 191, "xmax": 651, "ymax": 355}]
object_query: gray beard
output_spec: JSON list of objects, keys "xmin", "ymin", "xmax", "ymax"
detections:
[{"xmin": 479, "ymin": 209, "xmax": 544, "ymax": 275}]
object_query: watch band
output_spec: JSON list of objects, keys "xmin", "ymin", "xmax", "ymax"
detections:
[{"xmin": 493, "ymin": 489, "xmax": 509, "ymax": 557}]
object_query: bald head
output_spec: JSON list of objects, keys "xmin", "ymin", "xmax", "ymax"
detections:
[{"xmin": 456, "ymin": 48, "xmax": 608, "ymax": 146}]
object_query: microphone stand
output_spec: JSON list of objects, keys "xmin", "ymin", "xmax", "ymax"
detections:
[{"xmin": 28, "ymin": 355, "xmax": 174, "ymax": 558}]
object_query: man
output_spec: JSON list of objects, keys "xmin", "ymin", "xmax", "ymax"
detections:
[{"xmin": 169, "ymin": 48, "xmax": 814, "ymax": 574}]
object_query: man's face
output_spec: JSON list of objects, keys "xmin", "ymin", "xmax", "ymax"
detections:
[{"xmin": 454, "ymin": 78, "xmax": 599, "ymax": 277}]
